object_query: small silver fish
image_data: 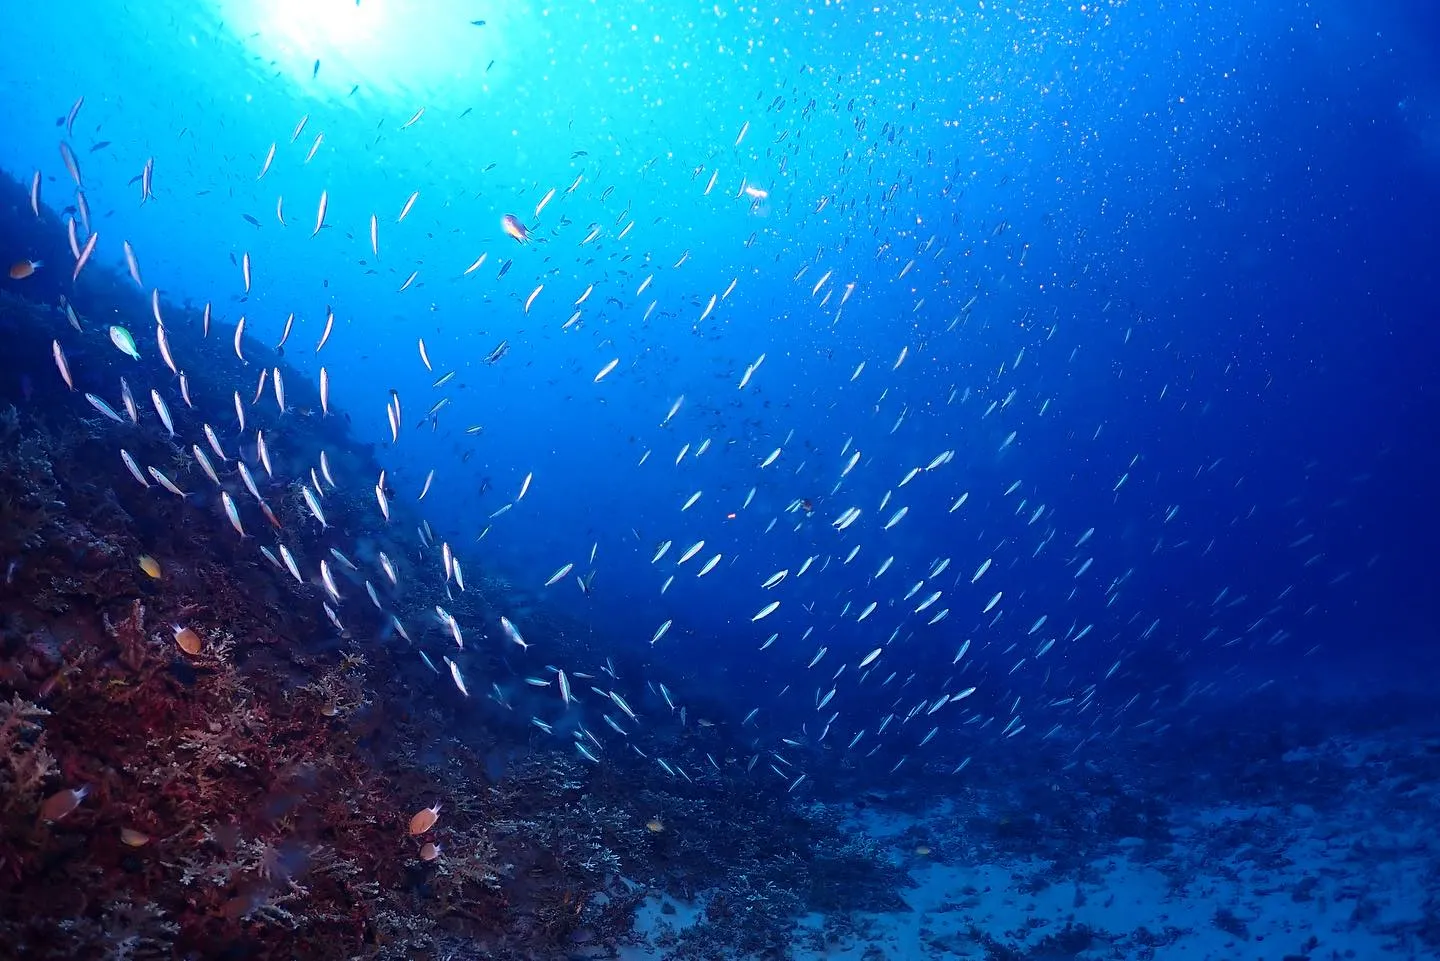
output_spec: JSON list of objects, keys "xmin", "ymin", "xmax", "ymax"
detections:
[
  {"xmin": 378, "ymin": 551, "xmax": 398, "ymax": 586},
  {"xmin": 119, "ymin": 449, "xmax": 149, "ymax": 487},
  {"xmin": 191, "ymin": 446, "xmax": 221, "ymax": 487},
  {"xmin": 255, "ymin": 430, "xmax": 273, "ymax": 477},
  {"xmin": 273, "ymin": 366, "xmax": 286, "ymax": 414},
  {"xmin": 150, "ymin": 390, "xmax": 174, "ymax": 437},
  {"xmin": 301, "ymin": 486, "xmax": 328, "ymax": 528},
  {"xmin": 220, "ymin": 491, "xmax": 245, "ymax": 536},
  {"xmin": 119, "ymin": 378, "xmax": 138, "ymax": 423},
  {"xmin": 52, "ymin": 341, "xmax": 74, "ymax": 390},
  {"xmin": 279, "ymin": 544, "xmax": 303, "ymax": 583},
  {"xmin": 237, "ymin": 460, "xmax": 263, "ymax": 504},
  {"xmin": 500, "ymin": 616, "xmax": 528, "ymax": 650},
  {"xmin": 156, "ymin": 323, "xmax": 176, "ymax": 374},
  {"xmin": 444, "ymin": 657, "xmax": 470, "ymax": 696},
  {"xmin": 148, "ymin": 466, "xmax": 187, "ymax": 498},
  {"xmin": 319, "ymin": 559, "xmax": 341, "ymax": 602},
  {"xmin": 84, "ymin": 391, "xmax": 125, "ymax": 423},
  {"xmin": 203, "ymin": 424, "xmax": 227, "ymax": 461}
]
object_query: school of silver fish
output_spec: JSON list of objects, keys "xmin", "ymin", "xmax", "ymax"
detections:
[{"xmin": 22, "ymin": 79, "xmax": 1358, "ymax": 797}]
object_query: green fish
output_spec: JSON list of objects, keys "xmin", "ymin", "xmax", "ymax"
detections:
[{"xmin": 109, "ymin": 325, "xmax": 140, "ymax": 360}]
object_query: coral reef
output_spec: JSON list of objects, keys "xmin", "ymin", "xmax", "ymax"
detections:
[{"xmin": 0, "ymin": 167, "xmax": 908, "ymax": 959}]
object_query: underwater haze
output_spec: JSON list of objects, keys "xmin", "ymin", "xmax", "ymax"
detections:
[{"xmin": 1, "ymin": 1, "xmax": 1438, "ymax": 959}]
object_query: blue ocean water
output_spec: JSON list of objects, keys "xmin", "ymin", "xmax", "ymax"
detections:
[{"xmin": 2, "ymin": 1, "xmax": 1438, "ymax": 958}]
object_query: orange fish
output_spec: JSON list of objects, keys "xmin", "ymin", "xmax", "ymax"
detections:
[
  {"xmin": 408, "ymin": 802, "xmax": 442, "ymax": 835},
  {"xmin": 501, "ymin": 214, "xmax": 530, "ymax": 244},
  {"xmin": 39, "ymin": 785, "xmax": 88, "ymax": 822},
  {"xmin": 9, "ymin": 259, "xmax": 42, "ymax": 280}
]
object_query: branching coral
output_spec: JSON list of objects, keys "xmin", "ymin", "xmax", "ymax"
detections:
[
  {"xmin": 0, "ymin": 427, "xmax": 65, "ymax": 556},
  {"xmin": 104, "ymin": 600, "xmax": 149, "ymax": 673},
  {"xmin": 0, "ymin": 694, "xmax": 57, "ymax": 812},
  {"xmin": 55, "ymin": 898, "xmax": 180, "ymax": 961}
]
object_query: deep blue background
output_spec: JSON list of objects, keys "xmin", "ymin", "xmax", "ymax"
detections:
[{"xmin": 1, "ymin": 0, "xmax": 1435, "ymax": 779}]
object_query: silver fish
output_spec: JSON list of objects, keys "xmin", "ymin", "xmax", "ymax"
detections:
[
  {"xmin": 301, "ymin": 485, "xmax": 327, "ymax": 528},
  {"xmin": 84, "ymin": 393, "xmax": 124, "ymax": 423},
  {"xmin": 255, "ymin": 430, "xmax": 273, "ymax": 477},
  {"xmin": 191, "ymin": 445, "xmax": 221, "ymax": 487},
  {"xmin": 220, "ymin": 490, "xmax": 245, "ymax": 535},
  {"xmin": 156, "ymin": 323, "xmax": 176, "ymax": 374},
  {"xmin": 148, "ymin": 467, "xmax": 187, "ymax": 498},
  {"xmin": 319, "ymin": 559, "xmax": 341, "ymax": 602},
  {"xmin": 119, "ymin": 449, "xmax": 149, "ymax": 487},
  {"xmin": 52, "ymin": 341, "xmax": 74, "ymax": 390},
  {"xmin": 378, "ymin": 551, "xmax": 398, "ymax": 586},
  {"xmin": 203, "ymin": 424, "xmax": 227, "ymax": 461},
  {"xmin": 119, "ymin": 378, "xmax": 138, "ymax": 423},
  {"xmin": 237, "ymin": 460, "xmax": 263, "ymax": 504},
  {"xmin": 150, "ymin": 390, "xmax": 174, "ymax": 437},
  {"xmin": 279, "ymin": 544, "xmax": 303, "ymax": 583}
]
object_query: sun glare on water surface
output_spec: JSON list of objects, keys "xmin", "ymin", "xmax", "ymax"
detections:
[{"xmin": 217, "ymin": 0, "xmax": 498, "ymax": 99}]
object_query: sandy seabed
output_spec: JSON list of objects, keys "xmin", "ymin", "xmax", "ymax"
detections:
[{"xmin": 621, "ymin": 727, "xmax": 1440, "ymax": 961}]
